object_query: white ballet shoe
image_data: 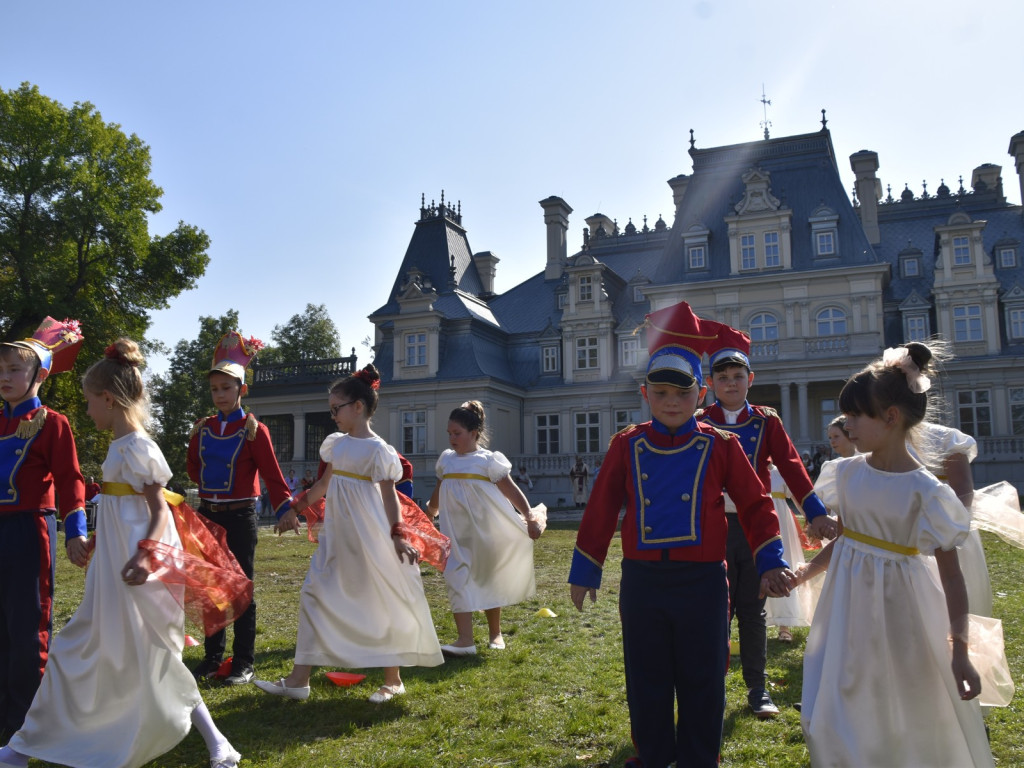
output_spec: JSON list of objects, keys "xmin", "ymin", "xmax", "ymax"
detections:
[
  {"xmin": 253, "ymin": 677, "xmax": 310, "ymax": 700},
  {"xmin": 210, "ymin": 746, "xmax": 242, "ymax": 768},
  {"xmin": 440, "ymin": 643, "xmax": 477, "ymax": 656},
  {"xmin": 368, "ymin": 682, "xmax": 406, "ymax": 703},
  {"xmin": 488, "ymin": 635, "xmax": 506, "ymax": 650}
]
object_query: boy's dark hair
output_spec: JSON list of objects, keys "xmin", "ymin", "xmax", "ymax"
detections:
[{"xmin": 710, "ymin": 359, "xmax": 751, "ymax": 375}]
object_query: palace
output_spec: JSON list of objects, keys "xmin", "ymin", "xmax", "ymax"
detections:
[{"xmin": 247, "ymin": 123, "xmax": 1024, "ymax": 506}]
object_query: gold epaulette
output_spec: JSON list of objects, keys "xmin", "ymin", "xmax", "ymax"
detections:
[
  {"xmin": 189, "ymin": 415, "xmax": 214, "ymax": 440},
  {"xmin": 245, "ymin": 412, "xmax": 258, "ymax": 441},
  {"xmin": 711, "ymin": 426, "xmax": 735, "ymax": 441},
  {"xmin": 608, "ymin": 424, "xmax": 637, "ymax": 447},
  {"xmin": 15, "ymin": 408, "xmax": 46, "ymax": 439},
  {"xmin": 760, "ymin": 405, "xmax": 780, "ymax": 419}
]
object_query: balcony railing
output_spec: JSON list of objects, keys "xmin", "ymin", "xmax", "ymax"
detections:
[{"xmin": 252, "ymin": 353, "xmax": 358, "ymax": 384}]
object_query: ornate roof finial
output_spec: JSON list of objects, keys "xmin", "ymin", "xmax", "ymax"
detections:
[
  {"xmin": 885, "ymin": 184, "xmax": 894, "ymax": 204},
  {"xmin": 448, "ymin": 253, "xmax": 457, "ymax": 288},
  {"xmin": 642, "ymin": 215, "xmax": 649, "ymax": 233},
  {"xmin": 958, "ymin": 175, "xmax": 966, "ymax": 195},
  {"xmin": 820, "ymin": 108, "xmax": 828, "ymax": 130},
  {"xmin": 921, "ymin": 179, "xmax": 929, "ymax": 198},
  {"xmin": 440, "ymin": 189, "xmax": 445, "ymax": 207},
  {"xmin": 760, "ymin": 84, "xmax": 772, "ymax": 140},
  {"xmin": 689, "ymin": 128, "xmax": 695, "ymax": 150}
]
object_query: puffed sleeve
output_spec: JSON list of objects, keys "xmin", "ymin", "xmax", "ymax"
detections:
[
  {"xmin": 813, "ymin": 458, "xmax": 843, "ymax": 509},
  {"xmin": 915, "ymin": 476, "xmax": 971, "ymax": 552},
  {"xmin": 319, "ymin": 432, "xmax": 344, "ymax": 463},
  {"xmin": 120, "ymin": 434, "xmax": 173, "ymax": 492},
  {"xmin": 370, "ymin": 439, "xmax": 403, "ymax": 484},
  {"xmin": 486, "ymin": 451, "xmax": 513, "ymax": 483},
  {"xmin": 918, "ymin": 423, "xmax": 977, "ymax": 464},
  {"xmin": 435, "ymin": 449, "xmax": 454, "ymax": 479}
]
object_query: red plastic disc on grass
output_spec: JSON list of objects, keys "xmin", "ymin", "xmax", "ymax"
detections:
[{"xmin": 326, "ymin": 671, "xmax": 367, "ymax": 686}]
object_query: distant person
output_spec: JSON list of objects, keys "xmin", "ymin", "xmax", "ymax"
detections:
[
  {"xmin": 515, "ymin": 465, "xmax": 534, "ymax": 492},
  {"xmin": 85, "ymin": 476, "xmax": 102, "ymax": 503},
  {"xmin": 569, "ymin": 457, "xmax": 589, "ymax": 509},
  {"xmin": 427, "ymin": 401, "xmax": 541, "ymax": 655},
  {"xmin": 300, "ymin": 469, "xmax": 314, "ymax": 493},
  {"xmin": 286, "ymin": 469, "xmax": 299, "ymax": 494}
]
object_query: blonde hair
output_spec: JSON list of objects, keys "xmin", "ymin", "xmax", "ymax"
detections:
[{"xmin": 82, "ymin": 338, "xmax": 150, "ymax": 430}]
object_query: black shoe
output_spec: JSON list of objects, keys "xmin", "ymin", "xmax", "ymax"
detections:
[
  {"xmin": 793, "ymin": 702, "xmax": 802, "ymax": 712},
  {"xmin": 748, "ymin": 688, "xmax": 779, "ymax": 719},
  {"xmin": 192, "ymin": 657, "xmax": 222, "ymax": 681},
  {"xmin": 223, "ymin": 662, "xmax": 254, "ymax": 686}
]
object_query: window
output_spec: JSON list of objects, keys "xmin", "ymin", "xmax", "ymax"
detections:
[
  {"xmin": 536, "ymin": 414, "xmax": 559, "ymax": 455},
  {"xmin": 575, "ymin": 336, "xmax": 599, "ymax": 370},
  {"xmin": 262, "ymin": 415, "xmax": 294, "ymax": 463},
  {"xmin": 816, "ymin": 231, "xmax": 835, "ymax": 256},
  {"xmin": 1010, "ymin": 388, "xmax": 1024, "ymax": 435},
  {"xmin": 999, "ymin": 247, "xmax": 1017, "ymax": 268},
  {"xmin": 633, "ymin": 286, "xmax": 645, "ymax": 302},
  {"xmin": 957, "ymin": 390, "xmax": 991, "ymax": 437},
  {"xmin": 952, "ymin": 304, "xmax": 982, "ymax": 342},
  {"xmin": 749, "ymin": 312, "xmax": 779, "ymax": 341},
  {"xmin": 578, "ymin": 275, "xmax": 593, "ymax": 302},
  {"xmin": 305, "ymin": 412, "xmax": 334, "ymax": 462},
  {"xmin": 816, "ymin": 307, "xmax": 847, "ymax": 336},
  {"xmin": 401, "ymin": 410, "xmax": 427, "ymax": 454},
  {"xmin": 905, "ymin": 315, "xmax": 928, "ymax": 342},
  {"xmin": 575, "ymin": 412, "xmax": 600, "ymax": 453},
  {"xmin": 1010, "ymin": 309, "xmax": 1024, "ymax": 341},
  {"xmin": 404, "ymin": 332, "xmax": 426, "ymax": 366},
  {"xmin": 764, "ymin": 231, "xmax": 780, "ymax": 267},
  {"xmin": 542, "ymin": 344, "xmax": 560, "ymax": 374},
  {"xmin": 620, "ymin": 337, "xmax": 639, "ymax": 368},
  {"xmin": 953, "ymin": 235, "xmax": 971, "ymax": 265},
  {"xmin": 741, "ymin": 234, "xmax": 756, "ymax": 270},
  {"xmin": 557, "ymin": 293, "xmax": 568, "ymax": 309},
  {"xmin": 688, "ymin": 245, "xmax": 706, "ymax": 269},
  {"xmin": 614, "ymin": 409, "xmax": 641, "ymax": 433},
  {"xmin": 902, "ymin": 257, "xmax": 920, "ymax": 277}
]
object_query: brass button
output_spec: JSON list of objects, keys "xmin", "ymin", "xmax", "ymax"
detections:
[
  {"xmin": 644, "ymin": 498, "xmax": 651, "ymax": 505},
  {"xmin": 15, "ymin": 449, "xmax": 22, "ymax": 456},
  {"xmin": 681, "ymin": 493, "xmax": 691, "ymax": 501},
  {"xmin": 641, "ymin": 473, "xmax": 649, "ymax": 480},
  {"xmin": 749, "ymin": 436, "xmax": 756, "ymax": 441},
  {"xmin": 644, "ymin": 526, "xmax": 653, "ymax": 534}
]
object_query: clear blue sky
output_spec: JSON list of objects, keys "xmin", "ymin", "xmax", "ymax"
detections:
[{"xmin": 3, "ymin": 1, "xmax": 1022, "ymax": 374}]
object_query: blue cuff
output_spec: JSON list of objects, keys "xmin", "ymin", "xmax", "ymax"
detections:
[
  {"xmin": 64, "ymin": 509, "xmax": 87, "ymax": 540},
  {"xmin": 396, "ymin": 480, "xmax": 414, "ymax": 498},
  {"xmin": 274, "ymin": 498, "xmax": 294, "ymax": 521},
  {"xmin": 801, "ymin": 493, "xmax": 828, "ymax": 521},
  {"xmin": 568, "ymin": 546, "xmax": 603, "ymax": 590},
  {"xmin": 754, "ymin": 538, "xmax": 789, "ymax": 574}
]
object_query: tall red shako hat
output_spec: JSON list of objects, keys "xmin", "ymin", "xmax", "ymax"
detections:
[
  {"xmin": 643, "ymin": 301, "xmax": 725, "ymax": 388},
  {"xmin": 1, "ymin": 317, "xmax": 84, "ymax": 374},
  {"xmin": 708, "ymin": 325, "xmax": 752, "ymax": 371},
  {"xmin": 208, "ymin": 331, "xmax": 264, "ymax": 383}
]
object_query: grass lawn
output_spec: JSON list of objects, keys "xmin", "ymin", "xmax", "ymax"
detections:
[{"xmin": 43, "ymin": 522, "xmax": 1024, "ymax": 767}]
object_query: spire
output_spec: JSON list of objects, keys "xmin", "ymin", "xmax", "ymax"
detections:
[{"xmin": 760, "ymin": 84, "xmax": 772, "ymax": 140}]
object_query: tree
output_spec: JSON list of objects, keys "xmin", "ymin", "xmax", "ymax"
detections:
[
  {"xmin": 149, "ymin": 312, "xmax": 242, "ymax": 483},
  {"xmin": 0, "ymin": 82, "xmax": 210, "ymax": 469},
  {"xmin": 260, "ymin": 303, "xmax": 342, "ymax": 364}
]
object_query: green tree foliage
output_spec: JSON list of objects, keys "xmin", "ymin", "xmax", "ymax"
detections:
[
  {"xmin": 149, "ymin": 312, "xmax": 241, "ymax": 485},
  {"xmin": 0, "ymin": 82, "xmax": 210, "ymax": 468},
  {"xmin": 260, "ymin": 303, "xmax": 342, "ymax": 364}
]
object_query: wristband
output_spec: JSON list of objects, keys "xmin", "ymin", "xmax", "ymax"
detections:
[{"xmin": 390, "ymin": 522, "xmax": 405, "ymax": 538}]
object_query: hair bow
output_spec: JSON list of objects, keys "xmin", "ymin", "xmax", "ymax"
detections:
[{"xmin": 882, "ymin": 347, "xmax": 930, "ymax": 394}]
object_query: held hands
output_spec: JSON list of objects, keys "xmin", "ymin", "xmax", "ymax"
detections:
[
  {"xmin": 66, "ymin": 536, "xmax": 92, "ymax": 568},
  {"xmin": 570, "ymin": 584, "xmax": 597, "ymax": 612},
  {"xmin": 121, "ymin": 548, "xmax": 151, "ymax": 586},
  {"xmin": 759, "ymin": 567, "xmax": 796, "ymax": 599},
  {"xmin": 275, "ymin": 507, "xmax": 302, "ymax": 536},
  {"xmin": 807, "ymin": 514, "xmax": 839, "ymax": 541}
]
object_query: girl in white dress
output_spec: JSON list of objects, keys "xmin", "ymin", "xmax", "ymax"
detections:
[
  {"xmin": 795, "ymin": 343, "xmax": 993, "ymax": 767},
  {"xmin": 0, "ymin": 339, "xmax": 241, "ymax": 768},
  {"xmin": 256, "ymin": 365, "xmax": 443, "ymax": 704},
  {"xmin": 427, "ymin": 401, "xmax": 541, "ymax": 655},
  {"xmin": 764, "ymin": 463, "xmax": 815, "ymax": 640}
]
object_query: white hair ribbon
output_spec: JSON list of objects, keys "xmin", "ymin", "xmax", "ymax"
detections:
[{"xmin": 882, "ymin": 347, "xmax": 931, "ymax": 394}]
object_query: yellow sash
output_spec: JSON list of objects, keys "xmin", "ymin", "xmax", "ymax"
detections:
[
  {"xmin": 443, "ymin": 473, "xmax": 491, "ymax": 482},
  {"xmin": 332, "ymin": 469, "xmax": 371, "ymax": 482},
  {"xmin": 771, "ymin": 491, "xmax": 786, "ymax": 499},
  {"xmin": 844, "ymin": 527, "xmax": 919, "ymax": 556},
  {"xmin": 102, "ymin": 481, "xmax": 184, "ymax": 506}
]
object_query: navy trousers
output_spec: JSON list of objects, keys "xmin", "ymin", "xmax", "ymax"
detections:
[
  {"xmin": 725, "ymin": 518, "xmax": 768, "ymax": 691},
  {"xmin": 619, "ymin": 557, "xmax": 729, "ymax": 768}
]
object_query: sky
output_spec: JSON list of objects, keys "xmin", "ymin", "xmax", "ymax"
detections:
[{"xmin": 3, "ymin": 1, "xmax": 1023, "ymax": 374}]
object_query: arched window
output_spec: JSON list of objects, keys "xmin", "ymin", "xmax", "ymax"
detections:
[
  {"xmin": 749, "ymin": 312, "xmax": 779, "ymax": 341},
  {"xmin": 816, "ymin": 307, "xmax": 847, "ymax": 336}
]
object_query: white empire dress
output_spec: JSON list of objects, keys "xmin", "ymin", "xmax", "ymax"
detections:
[
  {"xmin": 764, "ymin": 466, "xmax": 815, "ymax": 627},
  {"xmin": 803, "ymin": 454, "xmax": 993, "ymax": 768},
  {"xmin": 294, "ymin": 433, "xmax": 443, "ymax": 669},
  {"xmin": 436, "ymin": 449, "xmax": 536, "ymax": 612},
  {"xmin": 10, "ymin": 432, "xmax": 202, "ymax": 768}
]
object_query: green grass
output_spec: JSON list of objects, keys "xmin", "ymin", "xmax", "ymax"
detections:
[{"xmin": 43, "ymin": 525, "xmax": 1024, "ymax": 767}]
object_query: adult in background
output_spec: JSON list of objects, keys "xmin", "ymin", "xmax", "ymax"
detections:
[{"xmin": 569, "ymin": 457, "xmax": 589, "ymax": 509}]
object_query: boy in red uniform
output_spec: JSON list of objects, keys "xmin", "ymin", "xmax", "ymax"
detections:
[
  {"xmin": 187, "ymin": 331, "xmax": 293, "ymax": 686},
  {"xmin": 569, "ymin": 302, "xmax": 794, "ymax": 768},
  {"xmin": 699, "ymin": 326, "xmax": 837, "ymax": 717},
  {"xmin": 0, "ymin": 318, "xmax": 87, "ymax": 740}
]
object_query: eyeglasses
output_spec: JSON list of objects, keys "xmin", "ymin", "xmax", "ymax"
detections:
[{"xmin": 329, "ymin": 400, "xmax": 356, "ymax": 417}]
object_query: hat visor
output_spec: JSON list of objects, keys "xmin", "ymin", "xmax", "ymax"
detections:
[
  {"xmin": 0, "ymin": 340, "xmax": 48, "ymax": 371},
  {"xmin": 646, "ymin": 369, "xmax": 697, "ymax": 390},
  {"xmin": 711, "ymin": 353, "xmax": 751, "ymax": 370},
  {"xmin": 208, "ymin": 361, "xmax": 246, "ymax": 380}
]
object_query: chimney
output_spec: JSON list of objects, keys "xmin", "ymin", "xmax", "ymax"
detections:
[
  {"xmin": 1009, "ymin": 131, "xmax": 1024, "ymax": 208},
  {"xmin": 472, "ymin": 251, "xmax": 499, "ymax": 296},
  {"xmin": 667, "ymin": 173, "xmax": 691, "ymax": 213},
  {"xmin": 971, "ymin": 163, "xmax": 1002, "ymax": 195},
  {"xmin": 850, "ymin": 150, "xmax": 882, "ymax": 245},
  {"xmin": 540, "ymin": 196, "xmax": 572, "ymax": 280}
]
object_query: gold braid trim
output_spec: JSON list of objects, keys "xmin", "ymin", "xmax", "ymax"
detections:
[
  {"xmin": 15, "ymin": 408, "xmax": 46, "ymax": 439},
  {"xmin": 245, "ymin": 412, "xmax": 258, "ymax": 441}
]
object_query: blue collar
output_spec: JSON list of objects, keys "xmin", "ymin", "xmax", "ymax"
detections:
[
  {"xmin": 651, "ymin": 415, "xmax": 698, "ymax": 436},
  {"xmin": 218, "ymin": 407, "xmax": 246, "ymax": 423},
  {"xmin": 3, "ymin": 396, "xmax": 42, "ymax": 419}
]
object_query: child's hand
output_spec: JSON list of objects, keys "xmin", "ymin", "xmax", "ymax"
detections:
[
  {"xmin": 951, "ymin": 644, "xmax": 982, "ymax": 700},
  {"xmin": 392, "ymin": 534, "xmax": 420, "ymax": 565},
  {"xmin": 526, "ymin": 519, "xmax": 542, "ymax": 540},
  {"xmin": 121, "ymin": 548, "xmax": 151, "ymax": 586},
  {"xmin": 807, "ymin": 515, "xmax": 839, "ymax": 541},
  {"xmin": 759, "ymin": 567, "xmax": 795, "ymax": 598},
  {"xmin": 275, "ymin": 508, "xmax": 301, "ymax": 536},
  {"xmin": 570, "ymin": 584, "xmax": 597, "ymax": 612},
  {"xmin": 66, "ymin": 536, "xmax": 92, "ymax": 568}
]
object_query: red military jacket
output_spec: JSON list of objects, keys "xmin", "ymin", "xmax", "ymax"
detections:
[
  {"xmin": 0, "ymin": 398, "xmax": 85, "ymax": 519},
  {"xmin": 568, "ymin": 417, "xmax": 786, "ymax": 589},
  {"xmin": 698, "ymin": 401, "xmax": 827, "ymax": 520},
  {"xmin": 187, "ymin": 408, "xmax": 292, "ymax": 517}
]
